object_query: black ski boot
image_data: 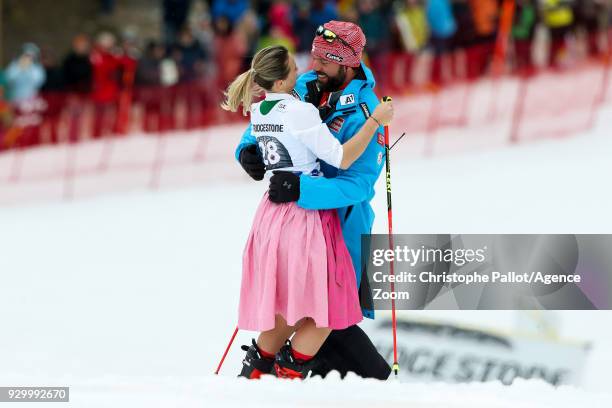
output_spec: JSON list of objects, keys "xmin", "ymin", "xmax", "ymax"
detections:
[
  {"xmin": 273, "ymin": 341, "xmax": 314, "ymax": 380},
  {"xmin": 238, "ymin": 339, "xmax": 275, "ymax": 379}
]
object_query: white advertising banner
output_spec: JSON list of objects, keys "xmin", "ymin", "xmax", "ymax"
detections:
[{"xmin": 368, "ymin": 318, "xmax": 590, "ymax": 386}]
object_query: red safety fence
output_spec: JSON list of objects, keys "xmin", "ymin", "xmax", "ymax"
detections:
[
  {"xmin": 0, "ymin": 81, "xmax": 225, "ymax": 149},
  {"xmin": 0, "ymin": 40, "xmax": 611, "ymax": 206}
]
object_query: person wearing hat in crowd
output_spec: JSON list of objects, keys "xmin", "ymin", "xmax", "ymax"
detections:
[
  {"xmin": 5, "ymin": 43, "xmax": 46, "ymax": 104},
  {"xmin": 5, "ymin": 43, "xmax": 47, "ymax": 147},
  {"xmin": 234, "ymin": 20, "xmax": 392, "ymax": 380}
]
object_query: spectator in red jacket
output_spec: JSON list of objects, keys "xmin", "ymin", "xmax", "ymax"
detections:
[
  {"xmin": 90, "ymin": 31, "xmax": 122, "ymax": 138},
  {"xmin": 115, "ymin": 31, "xmax": 139, "ymax": 134},
  {"xmin": 214, "ymin": 15, "xmax": 248, "ymax": 91},
  {"xmin": 40, "ymin": 49, "xmax": 65, "ymax": 144},
  {"xmin": 466, "ymin": 0, "xmax": 499, "ymax": 79}
]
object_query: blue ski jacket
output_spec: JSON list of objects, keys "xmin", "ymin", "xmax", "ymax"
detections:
[
  {"xmin": 235, "ymin": 62, "xmax": 385, "ymax": 319},
  {"xmin": 426, "ymin": 0, "xmax": 457, "ymax": 39}
]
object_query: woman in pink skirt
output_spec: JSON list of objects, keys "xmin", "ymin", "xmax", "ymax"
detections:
[{"xmin": 221, "ymin": 45, "xmax": 393, "ymax": 379}]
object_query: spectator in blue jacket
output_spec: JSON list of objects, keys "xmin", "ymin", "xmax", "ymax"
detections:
[
  {"xmin": 426, "ymin": 0, "xmax": 457, "ymax": 84},
  {"xmin": 211, "ymin": 0, "xmax": 249, "ymax": 26},
  {"xmin": 0, "ymin": 68, "xmax": 10, "ymax": 102},
  {"xmin": 309, "ymin": 0, "xmax": 339, "ymax": 27},
  {"xmin": 426, "ymin": 0, "xmax": 457, "ymax": 39},
  {"xmin": 5, "ymin": 43, "xmax": 46, "ymax": 103}
]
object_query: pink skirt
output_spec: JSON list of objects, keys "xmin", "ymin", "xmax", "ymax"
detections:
[{"xmin": 238, "ymin": 193, "xmax": 362, "ymax": 332}]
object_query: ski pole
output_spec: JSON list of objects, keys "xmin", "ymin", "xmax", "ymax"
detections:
[
  {"xmin": 390, "ymin": 132, "xmax": 406, "ymax": 151},
  {"xmin": 215, "ymin": 326, "xmax": 239, "ymax": 375},
  {"xmin": 381, "ymin": 96, "xmax": 399, "ymax": 377}
]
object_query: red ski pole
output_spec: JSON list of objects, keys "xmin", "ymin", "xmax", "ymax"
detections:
[
  {"xmin": 381, "ymin": 96, "xmax": 399, "ymax": 377},
  {"xmin": 214, "ymin": 326, "xmax": 239, "ymax": 375}
]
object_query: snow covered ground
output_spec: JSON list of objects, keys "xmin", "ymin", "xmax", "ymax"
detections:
[
  {"xmin": 1, "ymin": 373, "xmax": 610, "ymax": 407},
  {"xmin": 0, "ymin": 104, "xmax": 611, "ymax": 406}
]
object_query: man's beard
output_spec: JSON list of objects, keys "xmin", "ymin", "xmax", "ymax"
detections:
[{"xmin": 316, "ymin": 66, "xmax": 347, "ymax": 92}]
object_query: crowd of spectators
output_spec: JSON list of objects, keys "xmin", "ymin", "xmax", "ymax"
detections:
[{"xmin": 1, "ymin": 0, "xmax": 611, "ymax": 150}]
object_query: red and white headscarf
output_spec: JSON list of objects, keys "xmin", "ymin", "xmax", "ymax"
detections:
[{"xmin": 311, "ymin": 21, "xmax": 366, "ymax": 68}]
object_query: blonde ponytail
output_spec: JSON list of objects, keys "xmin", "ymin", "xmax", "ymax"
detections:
[
  {"xmin": 221, "ymin": 46, "xmax": 291, "ymax": 116},
  {"xmin": 221, "ymin": 69, "xmax": 256, "ymax": 116}
]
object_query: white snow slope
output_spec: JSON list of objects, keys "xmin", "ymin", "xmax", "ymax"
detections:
[{"xmin": 0, "ymin": 105, "xmax": 611, "ymax": 407}]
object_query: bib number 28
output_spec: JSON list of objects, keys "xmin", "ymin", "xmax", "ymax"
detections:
[{"xmin": 257, "ymin": 136, "xmax": 292, "ymax": 170}]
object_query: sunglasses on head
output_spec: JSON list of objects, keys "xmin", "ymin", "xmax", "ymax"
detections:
[{"xmin": 315, "ymin": 25, "xmax": 358, "ymax": 57}]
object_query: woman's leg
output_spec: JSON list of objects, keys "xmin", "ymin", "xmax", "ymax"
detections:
[
  {"xmin": 257, "ymin": 314, "xmax": 297, "ymax": 355},
  {"xmin": 291, "ymin": 318, "xmax": 332, "ymax": 356},
  {"xmin": 273, "ymin": 318, "xmax": 331, "ymax": 379}
]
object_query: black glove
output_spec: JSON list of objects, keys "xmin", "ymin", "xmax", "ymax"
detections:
[
  {"xmin": 239, "ymin": 144, "xmax": 266, "ymax": 181},
  {"xmin": 269, "ymin": 171, "xmax": 300, "ymax": 203}
]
